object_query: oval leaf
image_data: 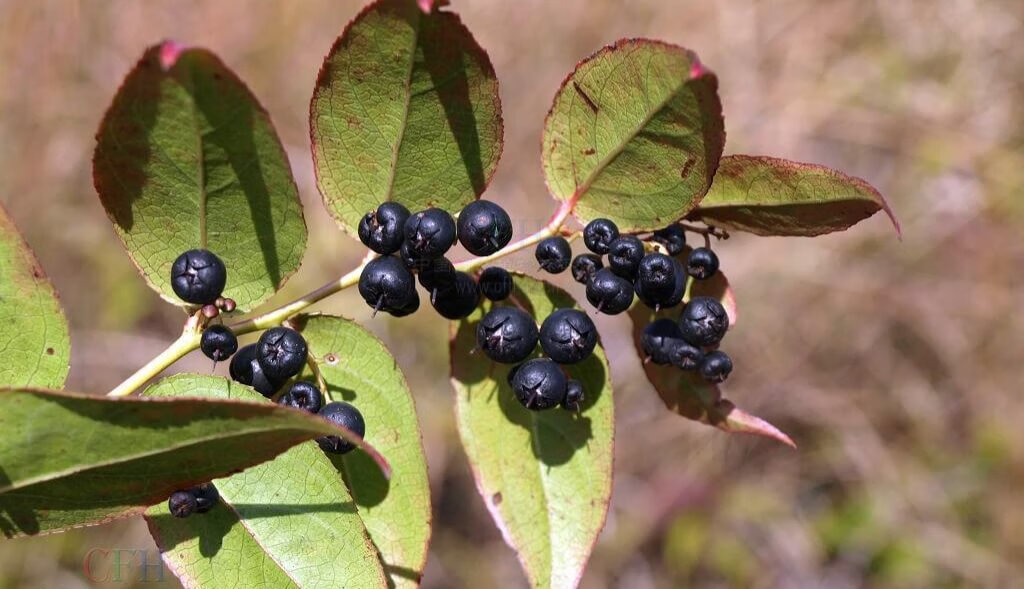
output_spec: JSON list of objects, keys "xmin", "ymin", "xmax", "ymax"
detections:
[
  {"xmin": 144, "ymin": 374, "xmax": 387, "ymax": 589},
  {"xmin": 451, "ymin": 275, "xmax": 614, "ymax": 589},
  {"xmin": 541, "ymin": 38, "xmax": 725, "ymax": 232},
  {"xmin": 311, "ymin": 0, "xmax": 502, "ymax": 234},
  {"xmin": 692, "ymin": 155, "xmax": 901, "ymax": 237},
  {"xmin": 0, "ymin": 383, "xmax": 386, "ymax": 538},
  {"xmin": 293, "ymin": 314, "xmax": 431, "ymax": 589},
  {"xmin": 93, "ymin": 42, "xmax": 308, "ymax": 311},
  {"xmin": 0, "ymin": 206, "xmax": 70, "ymax": 388}
]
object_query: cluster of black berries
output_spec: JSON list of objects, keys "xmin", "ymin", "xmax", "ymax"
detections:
[
  {"xmin": 535, "ymin": 218, "xmax": 732, "ymax": 384},
  {"xmin": 356, "ymin": 201, "xmax": 515, "ymax": 318},
  {"xmin": 170, "ymin": 249, "xmax": 237, "ymax": 318}
]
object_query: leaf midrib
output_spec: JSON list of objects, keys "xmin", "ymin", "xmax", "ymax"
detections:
[{"xmin": 382, "ymin": 12, "xmax": 422, "ymax": 202}]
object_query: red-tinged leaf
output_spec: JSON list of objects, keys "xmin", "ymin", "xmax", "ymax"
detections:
[{"xmin": 692, "ymin": 155, "xmax": 901, "ymax": 237}]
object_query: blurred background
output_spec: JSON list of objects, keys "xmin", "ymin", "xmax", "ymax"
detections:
[{"xmin": 2, "ymin": 0, "xmax": 1022, "ymax": 587}]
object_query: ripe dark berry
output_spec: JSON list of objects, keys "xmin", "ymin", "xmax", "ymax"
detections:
[
  {"xmin": 358, "ymin": 202, "xmax": 410, "ymax": 255},
  {"xmin": 641, "ymin": 318, "xmax": 684, "ymax": 365},
  {"xmin": 191, "ymin": 483, "xmax": 219, "ymax": 514},
  {"xmin": 359, "ymin": 256, "xmax": 418, "ymax": 315},
  {"xmin": 652, "ymin": 224, "xmax": 686, "ymax": 256},
  {"xmin": 539, "ymin": 309, "xmax": 597, "ymax": 364},
  {"xmin": 585, "ymin": 268, "xmax": 634, "ymax": 315},
  {"xmin": 562, "ymin": 380, "xmax": 585, "ymax": 412},
  {"xmin": 535, "ymin": 237, "xmax": 571, "ymax": 274},
  {"xmin": 477, "ymin": 306, "xmax": 538, "ymax": 364},
  {"xmin": 317, "ymin": 402, "xmax": 365, "ymax": 455},
  {"xmin": 679, "ymin": 297, "xmax": 729, "ymax": 347},
  {"xmin": 257, "ymin": 327, "xmax": 308, "ymax": 381},
  {"xmin": 686, "ymin": 247, "xmax": 720, "ymax": 280},
  {"xmin": 457, "ymin": 200, "xmax": 513, "ymax": 255},
  {"xmin": 279, "ymin": 381, "xmax": 324, "ymax": 414},
  {"xmin": 607, "ymin": 236, "xmax": 644, "ymax": 278},
  {"xmin": 669, "ymin": 340, "xmax": 704, "ymax": 371},
  {"xmin": 634, "ymin": 254, "xmax": 685, "ymax": 309},
  {"xmin": 390, "ymin": 290, "xmax": 421, "ymax": 317},
  {"xmin": 200, "ymin": 325, "xmax": 238, "ymax": 362},
  {"xmin": 404, "ymin": 208, "xmax": 457, "ymax": 259},
  {"xmin": 168, "ymin": 490, "xmax": 197, "ymax": 518},
  {"xmin": 509, "ymin": 358, "xmax": 567, "ymax": 411},
  {"xmin": 418, "ymin": 257, "xmax": 455, "ymax": 292},
  {"xmin": 571, "ymin": 253, "xmax": 603, "ymax": 284},
  {"xmin": 399, "ymin": 239, "xmax": 423, "ymax": 271},
  {"xmin": 700, "ymin": 350, "xmax": 733, "ymax": 383},
  {"xmin": 229, "ymin": 344, "xmax": 285, "ymax": 398},
  {"xmin": 583, "ymin": 218, "xmax": 619, "ymax": 255},
  {"xmin": 170, "ymin": 249, "xmax": 227, "ymax": 305},
  {"xmin": 431, "ymin": 271, "xmax": 480, "ymax": 319},
  {"xmin": 478, "ymin": 267, "xmax": 513, "ymax": 301}
]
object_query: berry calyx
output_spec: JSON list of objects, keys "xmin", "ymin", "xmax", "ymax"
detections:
[
  {"xmin": 641, "ymin": 318, "xmax": 684, "ymax": 365},
  {"xmin": 583, "ymin": 218, "xmax": 619, "ymax": 255},
  {"xmin": 191, "ymin": 483, "xmax": 220, "ymax": 514},
  {"xmin": 700, "ymin": 350, "xmax": 733, "ymax": 383},
  {"xmin": 585, "ymin": 268, "xmax": 634, "ymax": 315},
  {"xmin": 457, "ymin": 200, "xmax": 513, "ymax": 255},
  {"xmin": 358, "ymin": 202, "xmax": 410, "ymax": 255},
  {"xmin": 686, "ymin": 247, "xmax": 720, "ymax": 280},
  {"xmin": 477, "ymin": 306, "xmax": 539, "ymax": 364},
  {"xmin": 200, "ymin": 325, "xmax": 238, "ymax": 362},
  {"xmin": 652, "ymin": 224, "xmax": 686, "ymax": 256},
  {"xmin": 358, "ymin": 256, "xmax": 417, "ymax": 316},
  {"xmin": 678, "ymin": 296, "xmax": 729, "ymax": 347},
  {"xmin": 535, "ymin": 237, "xmax": 571, "ymax": 273},
  {"xmin": 562, "ymin": 379, "xmax": 585, "ymax": 412},
  {"xmin": 509, "ymin": 358, "xmax": 567, "ymax": 411},
  {"xmin": 229, "ymin": 344, "xmax": 285, "ymax": 398},
  {"xmin": 256, "ymin": 327, "xmax": 308, "ymax": 381},
  {"xmin": 607, "ymin": 236, "xmax": 644, "ymax": 279},
  {"xmin": 279, "ymin": 381, "xmax": 324, "ymax": 414},
  {"xmin": 317, "ymin": 402, "xmax": 365, "ymax": 455},
  {"xmin": 669, "ymin": 340, "xmax": 704, "ymax": 371},
  {"xmin": 571, "ymin": 253, "xmax": 603, "ymax": 284},
  {"xmin": 478, "ymin": 267, "xmax": 513, "ymax": 301},
  {"xmin": 170, "ymin": 249, "xmax": 227, "ymax": 305},
  {"xmin": 539, "ymin": 309, "xmax": 597, "ymax": 364},
  {"xmin": 431, "ymin": 271, "xmax": 480, "ymax": 319},
  {"xmin": 634, "ymin": 253, "xmax": 685, "ymax": 310},
  {"xmin": 404, "ymin": 208, "xmax": 457, "ymax": 259},
  {"xmin": 168, "ymin": 490, "xmax": 197, "ymax": 518}
]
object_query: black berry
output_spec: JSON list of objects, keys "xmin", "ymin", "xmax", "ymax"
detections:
[
  {"xmin": 478, "ymin": 267, "xmax": 513, "ymax": 301},
  {"xmin": 583, "ymin": 218, "xmax": 619, "ymax": 255},
  {"xmin": 229, "ymin": 344, "xmax": 285, "ymax": 398},
  {"xmin": 170, "ymin": 249, "xmax": 227, "ymax": 305},
  {"xmin": 535, "ymin": 237, "xmax": 571, "ymax": 274},
  {"xmin": 539, "ymin": 309, "xmax": 597, "ymax": 364},
  {"xmin": 585, "ymin": 268, "xmax": 634, "ymax": 315},
  {"xmin": 431, "ymin": 271, "xmax": 480, "ymax": 319},
  {"xmin": 404, "ymin": 208, "xmax": 457, "ymax": 259},
  {"xmin": 686, "ymin": 247, "xmax": 720, "ymax": 280},
  {"xmin": 359, "ymin": 256, "xmax": 418, "ymax": 315},
  {"xmin": 634, "ymin": 254, "xmax": 685, "ymax": 309},
  {"xmin": 200, "ymin": 325, "xmax": 238, "ymax": 362},
  {"xmin": 256, "ymin": 327, "xmax": 308, "ymax": 381},
  {"xmin": 358, "ymin": 202, "xmax": 410, "ymax": 255},
  {"xmin": 679, "ymin": 297, "xmax": 729, "ymax": 347},
  {"xmin": 457, "ymin": 200, "xmax": 513, "ymax": 255},
  {"xmin": 509, "ymin": 358, "xmax": 567, "ymax": 411},
  {"xmin": 607, "ymin": 236, "xmax": 644, "ymax": 279},
  {"xmin": 562, "ymin": 380, "xmax": 585, "ymax": 412},
  {"xmin": 641, "ymin": 318, "xmax": 684, "ymax": 365},
  {"xmin": 279, "ymin": 381, "xmax": 324, "ymax": 414},
  {"xmin": 317, "ymin": 401, "xmax": 365, "ymax": 455},
  {"xmin": 571, "ymin": 253, "xmax": 603, "ymax": 284},
  {"xmin": 652, "ymin": 224, "xmax": 686, "ymax": 256},
  {"xmin": 477, "ymin": 306, "xmax": 538, "ymax": 364},
  {"xmin": 418, "ymin": 257, "xmax": 455, "ymax": 292},
  {"xmin": 191, "ymin": 483, "xmax": 219, "ymax": 514},
  {"xmin": 168, "ymin": 490, "xmax": 197, "ymax": 518},
  {"xmin": 389, "ymin": 290, "xmax": 421, "ymax": 317},
  {"xmin": 399, "ymin": 240, "xmax": 424, "ymax": 271},
  {"xmin": 700, "ymin": 350, "xmax": 733, "ymax": 383},
  {"xmin": 669, "ymin": 340, "xmax": 704, "ymax": 371}
]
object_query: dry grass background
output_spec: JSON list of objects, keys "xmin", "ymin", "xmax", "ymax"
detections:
[{"xmin": 1, "ymin": 0, "xmax": 1023, "ymax": 587}]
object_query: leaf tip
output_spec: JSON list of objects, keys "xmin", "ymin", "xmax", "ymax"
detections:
[{"xmin": 158, "ymin": 40, "xmax": 185, "ymax": 71}]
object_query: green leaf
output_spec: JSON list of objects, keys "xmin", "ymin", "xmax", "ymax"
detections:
[
  {"xmin": 0, "ymin": 383, "xmax": 385, "ymax": 538},
  {"xmin": 692, "ymin": 155, "xmax": 901, "ymax": 237},
  {"xmin": 144, "ymin": 375, "xmax": 387, "ymax": 589},
  {"xmin": 0, "ymin": 206, "xmax": 69, "ymax": 388},
  {"xmin": 93, "ymin": 42, "xmax": 307, "ymax": 311},
  {"xmin": 450, "ymin": 275, "xmax": 613, "ymax": 589},
  {"xmin": 310, "ymin": 0, "xmax": 503, "ymax": 234},
  {"xmin": 541, "ymin": 39, "xmax": 725, "ymax": 232},
  {"xmin": 627, "ymin": 277, "xmax": 795, "ymax": 448},
  {"xmin": 293, "ymin": 314, "xmax": 430, "ymax": 589}
]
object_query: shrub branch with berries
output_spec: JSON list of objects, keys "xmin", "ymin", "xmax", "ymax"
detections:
[{"xmin": 0, "ymin": 0, "xmax": 898, "ymax": 587}]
